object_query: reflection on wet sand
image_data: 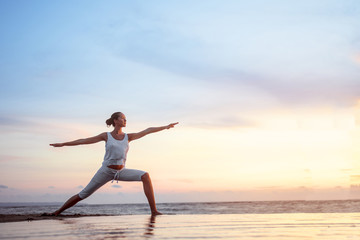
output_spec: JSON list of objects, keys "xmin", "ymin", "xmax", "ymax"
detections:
[
  {"xmin": 144, "ymin": 215, "xmax": 157, "ymax": 237},
  {"xmin": 1, "ymin": 213, "xmax": 360, "ymax": 239},
  {"xmin": 54, "ymin": 215, "xmax": 158, "ymax": 239}
]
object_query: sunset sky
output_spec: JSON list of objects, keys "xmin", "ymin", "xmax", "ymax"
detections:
[{"xmin": 1, "ymin": 0, "xmax": 360, "ymax": 204}]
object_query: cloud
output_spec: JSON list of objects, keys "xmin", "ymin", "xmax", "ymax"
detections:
[
  {"xmin": 256, "ymin": 186, "xmax": 282, "ymax": 189},
  {"xmin": 101, "ymin": 0, "xmax": 360, "ymax": 109},
  {"xmin": 48, "ymin": 186, "xmax": 55, "ymax": 189},
  {"xmin": 354, "ymin": 53, "xmax": 360, "ymax": 65},
  {"xmin": 0, "ymin": 186, "xmax": 355, "ymax": 203},
  {"xmin": 0, "ymin": 116, "xmax": 41, "ymax": 128},
  {"xmin": 263, "ymin": 80, "xmax": 360, "ymax": 107},
  {"xmin": 77, "ymin": 185, "xmax": 84, "ymax": 189},
  {"xmin": 0, "ymin": 116, "xmax": 47, "ymax": 135},
  {"xmin": 0, "ymin": 185, "xmax": 8, "ymax": 189},
  {"xmin": 187, "ymin": 116, "xmax": 258, "ymax": 129},
  {"xmin": 169, "ymin": 179, "xmax": 194, "ymax": 184},
  {"xmin": 350, "ymin": 175, "xmax": 360, "ymax": 182},
  {"xmin": 0, "ymin": 155, "xmax": 26, "ymax": 162},
  {"xmin": 111, "ymin": 185, "xmax": 122, "ymax": 188},
  {"xmin": 0, "ymin": 116, "xmax": 22, "ymax": 126}
]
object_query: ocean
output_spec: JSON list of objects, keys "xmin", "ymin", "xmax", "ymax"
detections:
[{"xmin": 1, "ymin": 199, "xmax": 360, "ymax": 215}]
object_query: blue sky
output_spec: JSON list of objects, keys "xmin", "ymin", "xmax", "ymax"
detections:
[
  {"xmin": 1, "ymin": 0, "xmax": 360, "ymax": 203},
  {"xmin": 1, "ymin": 0, "xmax": 359, "ymax": 119}
]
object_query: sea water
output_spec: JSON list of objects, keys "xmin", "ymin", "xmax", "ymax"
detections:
[{"xmin": 1, "ymin": 199, "xmax": 360, "ymax": 215}]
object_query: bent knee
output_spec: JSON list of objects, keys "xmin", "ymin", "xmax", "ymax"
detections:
[
  {"xmin": 141, "ymin": 172, "xmax": 150, "ymax": 182},
  {"xmin": 77, "ymin": 193, "xmax": 88, "ymax": 200}
]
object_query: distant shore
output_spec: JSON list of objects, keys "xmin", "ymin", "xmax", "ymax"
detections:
[{"xmin": 0, "ymin": 214, "xmax": 109, "ymax": 223}]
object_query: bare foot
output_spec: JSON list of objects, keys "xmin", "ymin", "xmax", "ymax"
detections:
[
  {"xmin": 40, "ymin": 212, "xmax": 56, "ymax": 217},
  {"xmin": 151, "ymin": 211, "xmax": 162, "ymax": 216},
  {"xmin": 51, "ymin": 211, "xmax": 60, "ymax": 216}
]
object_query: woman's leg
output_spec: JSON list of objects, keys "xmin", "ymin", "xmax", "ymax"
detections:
[
  {"xmin": 52, "ymin": 194, "xmax": 82, "ymax": 216},
  {"xmin": 141, "ymin": 173, "xmax": 162, "ymax": 215},
  {"xmin": 52, "ymin": 167, "xmax": 112, "ymax": 216},
  {"xmin": 112, "ymin": 168, "xmax": 162, "ymax": 215}
]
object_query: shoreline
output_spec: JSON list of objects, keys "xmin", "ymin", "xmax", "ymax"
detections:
[{"xmin": 0, "ymin": 214, "xmax": 112, "ymax": 223}]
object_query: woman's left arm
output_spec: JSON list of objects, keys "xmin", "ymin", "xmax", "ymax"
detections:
[{"xmin": 128, "ymin": 122, "xmax": 178, "ymax": 142}]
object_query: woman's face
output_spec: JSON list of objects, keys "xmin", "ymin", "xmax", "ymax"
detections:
[{"xmin": 114, "ymin": 113, "xmax": 127, "ymax": 127}]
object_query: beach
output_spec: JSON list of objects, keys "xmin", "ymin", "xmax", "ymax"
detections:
[
  {"xmin": 1, "ymin": 213, "xmax": 360, "ymax": 239},
  {"xmin": 1, "ymin": 201, "xmax": 360, "ymax": 239},
  {"xmin": 0, "ymin": 213, "xmax": 106, "ymax": 223}
]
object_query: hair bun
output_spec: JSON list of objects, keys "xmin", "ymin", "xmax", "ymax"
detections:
[{"xmin": 105, "ymin": 118, "xmax": 112, "ymax": 127}]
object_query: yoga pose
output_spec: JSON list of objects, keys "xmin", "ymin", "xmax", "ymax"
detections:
[{"xmin": 49, "ymin": 112, "xmax": 178, "ymax": 216}]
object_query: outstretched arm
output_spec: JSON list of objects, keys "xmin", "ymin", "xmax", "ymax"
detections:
[
  {"xmin": 50, "ymin": 132, "xmax": 107, "ymax": 147},
  {"xmin": 128, "ymin": 122, "xmax": 178, "ymax": 142}
]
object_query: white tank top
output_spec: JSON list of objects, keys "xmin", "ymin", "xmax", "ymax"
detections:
[{"xmin": 102, "ymin": 132, "xmax": 129, "ymax": 167}]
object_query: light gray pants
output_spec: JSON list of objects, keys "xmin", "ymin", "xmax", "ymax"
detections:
[{"xmin": 78, "ymin": 165, "xmax": 146, "ymax": 199}]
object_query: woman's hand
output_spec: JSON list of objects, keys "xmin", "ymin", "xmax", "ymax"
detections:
[
  {"xmin": 166, "ymin": 122, "xmax": 179, "ymax": 129},
  {"xmin": 50, "ymin": 143, "xmax": 64, "ymax": 147}
]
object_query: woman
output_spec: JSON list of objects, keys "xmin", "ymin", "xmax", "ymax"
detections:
[{"xmin": 49, "ymin": 112, "xmax": 178, "ymax": 216}]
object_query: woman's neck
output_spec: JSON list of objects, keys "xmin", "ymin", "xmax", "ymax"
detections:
[{"xmin": 113, "ymin": 127, "xmax": 123, "ymax": 135}]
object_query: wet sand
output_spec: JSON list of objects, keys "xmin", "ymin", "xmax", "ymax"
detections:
[
  {"xmin": 1, "ymin": 213, "xmax": 360, "ymax": 239},
  {"xmin": 0, "ymin": 214, "xmax": 108, "ymax": 223}
]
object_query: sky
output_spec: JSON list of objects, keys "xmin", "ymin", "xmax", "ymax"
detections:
[{"xmin": 0, "ymin": 0, "xmax": 360, "ymax": 204}]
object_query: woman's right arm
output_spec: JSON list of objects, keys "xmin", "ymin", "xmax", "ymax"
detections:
[{"xmin": 50, "ymin": 132, "xmax": 107, "ymax": 147}]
